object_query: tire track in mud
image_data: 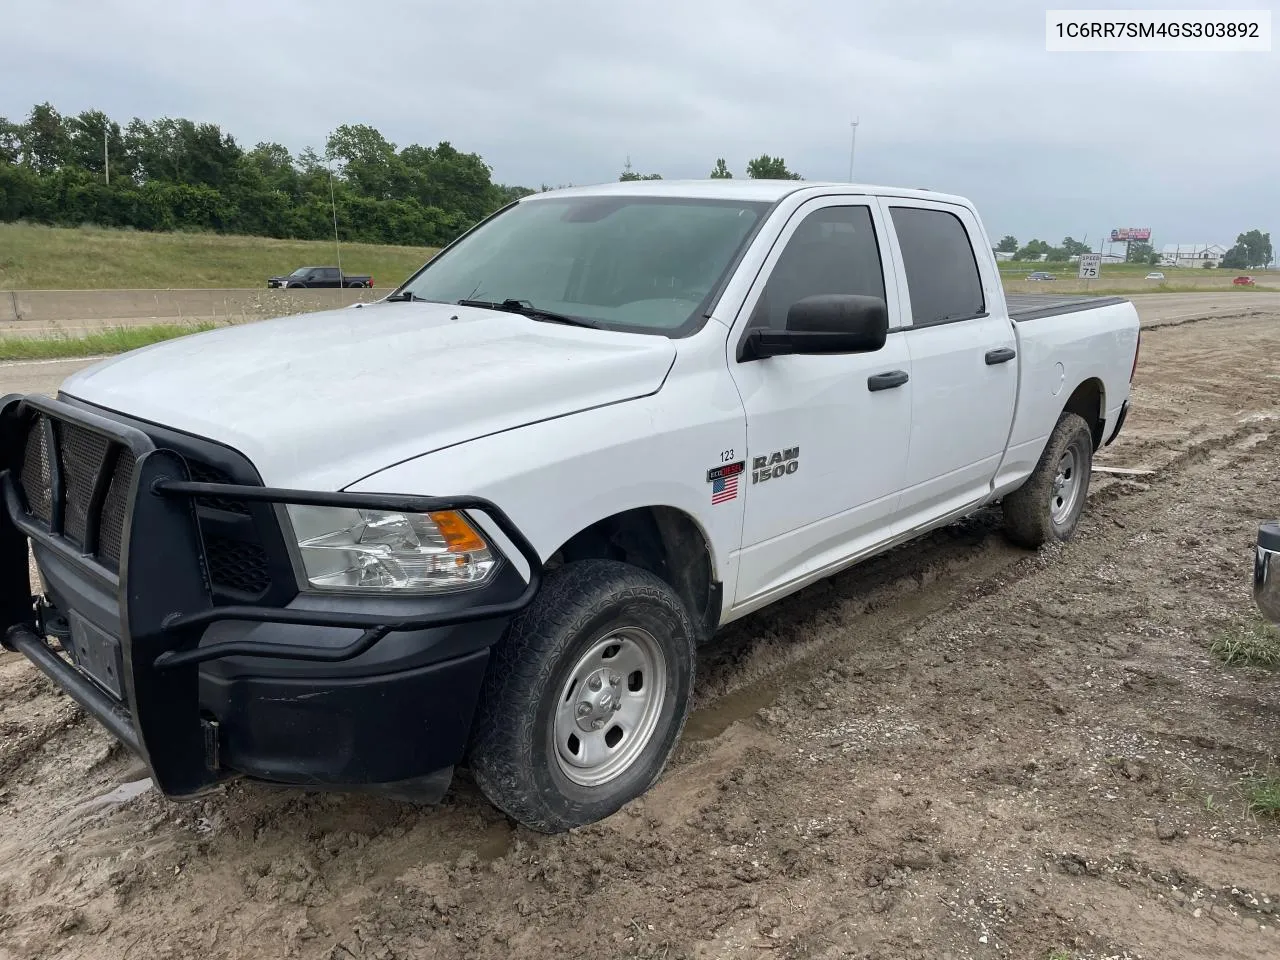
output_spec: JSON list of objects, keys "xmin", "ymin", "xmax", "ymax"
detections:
[
  {"xmin": 1141, "ymin": 305, "xmax": 1278, "ymax": 332},
  {"xmin": 0, "ymin": 663, "xmax": 87, "ymax": 782},
  {"xmin": 0, "ymin": 707, "xmax": 83, "ymax": 782}
]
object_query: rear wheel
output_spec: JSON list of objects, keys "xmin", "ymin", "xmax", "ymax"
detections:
[
  {"xmin": 468, "ymin": 559, "xmax": 696, "ymax": 833},
  {"xmin": 1003, "ymin": 412, "xmax": 1095, "ymax": 548},
  {"xmin": 346, "ymin": 281, "xmax": 366, "ymax": 288}
]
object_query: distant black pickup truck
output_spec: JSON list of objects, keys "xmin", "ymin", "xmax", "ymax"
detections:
[{"xmin": 267, "ymin": 266, "xmax": 373, "ymax": 289}]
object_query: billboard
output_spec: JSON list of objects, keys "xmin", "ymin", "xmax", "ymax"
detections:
[{"xmin": 1110, "ymin": 227, "xmax": 1152, "ymax": 242}]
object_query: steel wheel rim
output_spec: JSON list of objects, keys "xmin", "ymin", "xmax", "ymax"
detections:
[
  {"xmin": 1050, "ymin": 445, "xmax": 1083, "ymax": 524},
  {"xmin": 552, "ymin": 626, "xmax": 668, "ymax": 788}
]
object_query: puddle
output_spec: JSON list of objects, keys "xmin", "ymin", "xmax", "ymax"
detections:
[
  {"xmin": 68, "ymin": 777, "xmax": 153, "ymax": 817},
  {"xmin": 42, "ymin": 777, "xmax": 154, "ymax": 842},
  {"xmin": 684, "ymin": 682, "xmax": 778, "ymax": 742}
]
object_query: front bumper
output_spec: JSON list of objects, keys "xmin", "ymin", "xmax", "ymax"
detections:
[
  {"xmin": 1, "ymin": 393, "xmax": 541, "ymax": 801},
  {"xmin": 1256, "ymin": 522, "xmax": 1280, "ymax": 625}
]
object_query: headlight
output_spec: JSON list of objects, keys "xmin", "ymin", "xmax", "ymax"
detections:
[{"xmin": 285, "ymin": 505, "xmax": 497, "ymax": 592}]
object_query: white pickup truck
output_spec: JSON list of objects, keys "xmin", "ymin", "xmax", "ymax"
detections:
[{"xmin": 1, "ymin": 180, "xmax": 1140, "ymax": 833}]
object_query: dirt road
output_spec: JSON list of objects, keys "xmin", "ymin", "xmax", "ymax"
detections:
[{"xmin": 2, "ymin": 297, "xmax": 1279, "ymax": 960}]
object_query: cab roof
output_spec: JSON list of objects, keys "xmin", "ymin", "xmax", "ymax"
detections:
[{"xmin": 519, "ymin": 178, "xmax": 970, "ymax": 207}]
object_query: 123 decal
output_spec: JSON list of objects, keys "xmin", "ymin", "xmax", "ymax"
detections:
[{"xmin": 751, "ymin": 446, "xmax": 799, "ymax": 484}]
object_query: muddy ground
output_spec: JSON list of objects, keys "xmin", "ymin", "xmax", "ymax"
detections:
[{"xmin": 2, "ymin": 305, "xmax": 1280, "ymax": 960}]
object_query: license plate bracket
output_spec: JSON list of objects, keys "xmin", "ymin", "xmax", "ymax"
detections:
[{"xmin": 68, "ymin": 611, "xmax": 125, "ymax": 700}]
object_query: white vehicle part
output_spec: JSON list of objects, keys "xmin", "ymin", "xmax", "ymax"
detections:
[
  {"xmin": 348, "ymin": 339, "xmax": 749, "ymax": 623},
  {"xmin": 59, "ymin": 301, "xmax": 677, "ymax": 491}
]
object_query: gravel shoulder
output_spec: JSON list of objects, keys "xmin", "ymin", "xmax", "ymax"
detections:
[{"xmin": 2, "ymin": 304, "xmax": 1280, "ymax": 960}]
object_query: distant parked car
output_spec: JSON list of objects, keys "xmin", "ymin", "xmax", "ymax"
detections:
[
  {"xmin": 1233, "ymin": 275, "xmax": 1256, "ymax": 286},
  {"xmin": 1145, "ymin": 272, "xmax": 1165, "ymax": 280},
  {"xmin": 1026, "ymin": 271, "xmax": 1057, "ymax": 281},
  {"xmin": 268, "ymin": 266, "xmax": 374, "ymax": 289}
]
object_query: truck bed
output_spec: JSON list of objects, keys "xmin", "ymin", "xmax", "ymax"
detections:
[{"xmin": 1006, "ymin": 293, "xmax": 1129, "ymax": 322}]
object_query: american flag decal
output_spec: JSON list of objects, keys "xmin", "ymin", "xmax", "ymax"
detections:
[
  {"xmin": 707, "ymin": 460, "xmax": 744, "ymax": 505},
  {"xmin": 711, "ymin": 473, "xmax": 738, "ymax": 504}
]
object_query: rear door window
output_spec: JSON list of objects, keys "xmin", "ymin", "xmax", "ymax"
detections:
[{"xmin": 889, "ymin": 207, "xmax": 985, "ymax": 326}]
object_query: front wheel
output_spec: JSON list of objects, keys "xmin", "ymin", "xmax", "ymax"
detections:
[
  {"xmin": 1003, "ymin": 411, "xmax": 1095, "ymax": 548},
  {"xmin": 468, "ymin": 559, "xmax": 696, "ymax": 833}
]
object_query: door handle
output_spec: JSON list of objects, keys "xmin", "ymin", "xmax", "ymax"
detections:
[
  {"xmin": 867, "ymin": 370, "xmax": 909, "ymax": 392},
  {"xmin": 985, "ymin": 347, "xmax": 1016, "ymax": 365}
]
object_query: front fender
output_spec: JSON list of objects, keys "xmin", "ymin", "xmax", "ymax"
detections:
[{"xmin": 346, "ymin": 377, "xmax": 748, "ymax": 616}]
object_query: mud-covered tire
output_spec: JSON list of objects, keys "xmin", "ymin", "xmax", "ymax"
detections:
[
  {"xmin": 468, "ymin": 559, "xmax": 697, "ymax": 833},
  {"xmin": 1003, "ymin": 412, "xmax": 1095, "ymax": 548}
]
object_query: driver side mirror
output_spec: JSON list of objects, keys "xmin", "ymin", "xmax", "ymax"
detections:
[{"xmin": 739, "ymin": 294, "xmax": 888, "ymax": 361}]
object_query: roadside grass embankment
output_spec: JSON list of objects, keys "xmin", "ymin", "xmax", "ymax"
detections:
[
  {"xmin": 0, "ymin": 322, "xmax": 216, "ymax": 361},
  {"xmin": 0, "ymin": 221, "xmax": 437, "ymax": 290}
]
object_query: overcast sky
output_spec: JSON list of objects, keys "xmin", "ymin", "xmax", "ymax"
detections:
[{"xmin": 3, "ymin": 0, "xmax": 1276, "ymax": 247}]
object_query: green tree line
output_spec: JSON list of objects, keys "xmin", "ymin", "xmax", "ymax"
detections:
[
  {"xmin": 0, "ymin": 102, "xmax": 535, "ymax": 247},
  {"xmin": 995, "ymin": 235, "xmax": 1098, "ymax": 262},
  {"xmin": 619, "ymin": 155, "xmax": 803, "ymax": 181}
]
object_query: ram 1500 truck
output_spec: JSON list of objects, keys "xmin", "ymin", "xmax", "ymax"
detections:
[
  {"xmin": 267, "ymin": 266, "xmax": 373, "ymax": 288},
  {"xmin": 1, "ymin": 180, "xmax": 1141, "ymax": 833}
]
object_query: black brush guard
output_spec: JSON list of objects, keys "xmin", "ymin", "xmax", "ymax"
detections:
[{"xmin": 0, "ymin": 393, "xmax": 541, "ymax": 798}]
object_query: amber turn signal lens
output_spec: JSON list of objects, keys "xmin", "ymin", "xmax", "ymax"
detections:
[{"xmin": 428, "ymin": 510, "xmax": 489, "ymax": 554}]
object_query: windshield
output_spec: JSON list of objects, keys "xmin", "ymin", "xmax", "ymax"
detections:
[
  {"xmin": 289, "ymin": 267, "xmax": 311, "ymax": 277},
  {"xmin": 397, "ymin": 195, "xmax": 771, "ymax": 334}
]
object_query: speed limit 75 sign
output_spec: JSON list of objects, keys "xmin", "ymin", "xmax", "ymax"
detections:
[{"xmin": 1078, "ymin": 254, "xmax": 1102, "ymax": 280}]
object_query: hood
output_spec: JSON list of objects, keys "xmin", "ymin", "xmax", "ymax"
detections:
[{"xmin": 60, "ymin": 301, "xmax": 677, "ymax": 489}]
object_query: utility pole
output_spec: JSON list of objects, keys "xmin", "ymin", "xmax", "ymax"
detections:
[
  {"xmin": 847, "ymin": 119, "xmax": 859, "ymax": 182},
  {"xmin": 103, "ymin": 126, "xmax": 109, "ymax": 185},
  {"xmin": 328, "ymin": 165, "xmax": 344, "ymax": 304}
]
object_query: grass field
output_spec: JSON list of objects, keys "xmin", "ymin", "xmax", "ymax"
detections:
[
  {"xmin": 0, "ymin": 222, "xmax": 439, "ymax": 290},
  {"xmin": 0, "ymin": 322, "xmax": 217, "ymax": 360}
]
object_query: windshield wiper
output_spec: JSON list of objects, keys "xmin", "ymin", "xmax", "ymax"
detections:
[
  {"xmin": 456, "ymin": 298, "xmax": 602, "ymax": 329},
  {"xmin": 384, "ymin": 291, "xmax": 429, "ymax": 302}
]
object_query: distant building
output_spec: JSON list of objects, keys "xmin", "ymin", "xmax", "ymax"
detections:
[
  {"xmin": 994, "ymin": 251, "xmax": 1014, "ymax": 261},
  {"xmin": 1159, "ymin": 243, "xmax": 1228, "ymax": 268}
]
